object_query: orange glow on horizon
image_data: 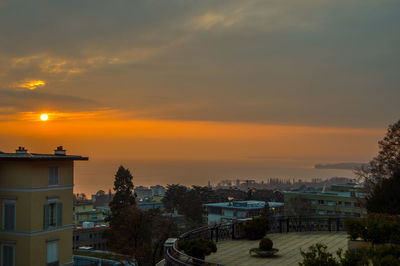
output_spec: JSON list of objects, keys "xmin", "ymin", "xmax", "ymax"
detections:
[{"xmin": 0, "ymin": 110, "xmax": 384, "ymax": 162}]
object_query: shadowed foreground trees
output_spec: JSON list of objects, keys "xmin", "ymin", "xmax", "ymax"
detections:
[
  {"xmin": 357, "ymin": 119, "xmax": 400, "ymax": 193},
  {"xmin": 366, "ymin": 169, "xmax": 400, "ymax": 214},
  {"xmin": 355, "ymin": 119, "xmax": 400, "ymax": 214},
  {"xmin": 105, "ymin": 166, "xmax": 178, "ymax": 266}
]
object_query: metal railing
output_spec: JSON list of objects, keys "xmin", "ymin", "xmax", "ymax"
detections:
[{"xmin": 165, "ymin": 216, "xmax": 346, "ymax": 266}]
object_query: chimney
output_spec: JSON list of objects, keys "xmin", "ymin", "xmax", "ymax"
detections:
[
  {"xmin": 16, "ymin": 146, "xmax": 27, "ymax": 154},
  {"xmin": 54, "ymin": 146, "xmax": 66, "ymax": 155}
]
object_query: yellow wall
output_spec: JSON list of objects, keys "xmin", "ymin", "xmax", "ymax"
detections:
[
  {"xmin": 0, "ymin": 229, "xmax": 72, "ymax": 265},
  {"xmin": 74, "ymin": 203, "xmax": 93, "ymax": 213},
  {"xmin": 0, "ymin": 189, "xmax": 73, "ymax": 232},
  {"xmin": 0, "ymin": 159, "xmax": 77, "ymax": 266},
  {"xmin": 0, "ymin": 161, "xmax": 73, "ymax": 188}
]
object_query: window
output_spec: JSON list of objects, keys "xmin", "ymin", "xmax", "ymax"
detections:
[
  {"xmin": 47, "ymin": 241, "xmax": 58, "ymax": 266},
  {"xmin": 318, "ymin": 200, "xmax": 325, "ymax": 205},
  {"xmin": 345, "ymin": 202, "xmax": 351, "ymax": 207},
  {"xmin": 49, "ymin": 203, "xmax": 57, "ymax": 227},
  {"xmin": 44, "ymin": 202, "xmax": 62, "ymax": 230},
  {"xmin": 327, "ymin": 201, "xmax": 335, "ymax": 206},
  {"xmin": 1, "ymin": 244, "xmax": 15, "ymax": 266},
  {"xmin": 48, "ymin": 167, "xmax": 59, "ymax": 186},
  {"xmin": 2, "ymin": 200, "xmax": 16, "ymax": 231}
]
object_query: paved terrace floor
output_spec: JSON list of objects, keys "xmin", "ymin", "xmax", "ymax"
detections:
[{"xmin": 206, "ymin": 232, "xmax": 348, "ymax": 266}]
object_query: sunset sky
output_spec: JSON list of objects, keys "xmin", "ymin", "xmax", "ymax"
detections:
[{"xmin": 0, "ymin": 0, "xmax": 399, "ymax": 194}]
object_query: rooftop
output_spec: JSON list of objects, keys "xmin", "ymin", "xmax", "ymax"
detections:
[
  {"xmin": 205, "ymin": 201, "xmax": 275, "ymax": 210},
  {"xmin": 0, "ymin": 146, "xmax": 88, "ymax": 161},
  {"xmin": 283, "ymin": 190, "xmax": 366, "ymax": 198},
  {"xmin": 206, "ymin": 232, "xmax": 347, "ymax": 266}
]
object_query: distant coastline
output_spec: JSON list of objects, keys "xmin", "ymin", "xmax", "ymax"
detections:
[{"xmin": 314, "ymin": 162, "xmax": 367, "ymax": 170}]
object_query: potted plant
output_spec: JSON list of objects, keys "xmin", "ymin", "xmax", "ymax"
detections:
[{"xmin": 249, "ymin": 237, "xmax": 279, "ymax": 257}]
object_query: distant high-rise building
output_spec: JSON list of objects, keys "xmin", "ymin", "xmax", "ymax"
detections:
[
  {"xmin": 0, "ymin": 146, "xmax": 88, "ymax": 266},
  {"xmin": 150, "ymin": 185, "xmax": 166, "ymax": 197}
]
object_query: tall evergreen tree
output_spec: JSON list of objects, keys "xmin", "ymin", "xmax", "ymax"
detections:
[{"xmin": 107, "ymin": 166, "xmax": 136, "ymax": 226}]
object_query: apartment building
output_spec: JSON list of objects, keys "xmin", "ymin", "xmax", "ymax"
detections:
[
  {"xmin": 0, "ymin": 146, "xmax": 87, "ymax": 266},
  {"xmin": 73, "ymin": 202, "xmax": 105, "ymax": 225},
  {"xmin": 283, "ymin": 184, "xmax": 366, "ymax": 218}
]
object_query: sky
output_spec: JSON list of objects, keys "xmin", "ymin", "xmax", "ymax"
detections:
[{"xmin": 0, "ymin": 0, "xmax": 399, "ymax": 193}]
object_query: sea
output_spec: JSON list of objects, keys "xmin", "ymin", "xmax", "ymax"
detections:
[{"xmin": 74, "ymin": 158, "xmax": 357, "ymax": 196}]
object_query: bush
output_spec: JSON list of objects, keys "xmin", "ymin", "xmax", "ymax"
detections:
[
  {"xmin": 344, "ymin": 219, "xmax": 365, "ymax": 241},
  {"xmin": 249, "ymin": 238, "xmax": 278, "ymax": 258},
  {"xmin": 339, "ymin": 248, "xmax": 369, "ymax": 266},
  {"xmin": 345, "ymin": 214, "xmax": 400, "ymax": 245},
  {"xmin": 244, "ymin": 216, "xmax": 270, "ymax": 240},
  {"xmin": 178, "ymin": 239, "xmax": 217, "ymax": 260},
  {"xmin": 299, "ymin": 243, "xmax": 340, "ymax": 266},
  {"xmin": 259, "ymin": 237, "xmax": 273, "ymax": 251},
  {"xmin": 300, "ymin": 243, "xmax": 400, "ymax": 266}
]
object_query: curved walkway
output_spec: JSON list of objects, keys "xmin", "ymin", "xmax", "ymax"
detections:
[{"xmin": 206, "ymin": 232, "xmax": 347, "ymax": 266}]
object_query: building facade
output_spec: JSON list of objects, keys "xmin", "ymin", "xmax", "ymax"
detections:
[
  {"xmin": 283, "ymin": 186, "xmax": 366, "ymax": 218},
  {"xmin": 73, "ymin": 225, "xmax": 108, "ymax": 251},
  {"xmin": 73, "ymin": 202, "xmax": 106, "ymax": 225},
  {"xmin": 203, "ymin": 201, "xmax": 284, "ymax": 224},
  {"xmin": 0, "ymin": 147, "xmax": 87, "ymax": 266}
]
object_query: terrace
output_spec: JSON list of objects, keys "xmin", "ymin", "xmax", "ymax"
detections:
[
  {"xmin": 206, "ymin": 231, "xmax": 347, "ymax": 266},
  {"xmin": 163, "ymin": 216, "xmax": 348, "ymax": 266}
]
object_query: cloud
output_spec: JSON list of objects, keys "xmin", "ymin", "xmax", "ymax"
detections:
[
  {"xmin": 0, "ymin": 0, "xmax": 398, "ymax": 128},
  {"xmin": 0, "ymin": 89, "xmax": 98, "ymax": 116},
  {"xmin": 15, "ymin": 80, "xmax": 46, "ymax": 90}
]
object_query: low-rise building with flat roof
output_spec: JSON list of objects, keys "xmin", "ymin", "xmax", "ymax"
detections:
[
  {"xmin": 73, "ymin": 224, "xmax": 109, "ymax": 251},
  {"xmin": 203, "ymin": 201, "xmax": 284, "ymax": 224}
]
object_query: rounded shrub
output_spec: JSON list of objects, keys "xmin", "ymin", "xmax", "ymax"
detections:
[
  {"xmin": 178, "ymin": 239, "xmax": 217, "ymax": 260},
  {"xmin": 259, "ymin": 237, "xmax": 273, "ymax": 251},
  {"xmin": 244, "ymin": 216, "xmax": 270, "ymax": 240}
]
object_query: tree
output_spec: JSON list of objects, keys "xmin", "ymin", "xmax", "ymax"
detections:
[
  {"xmin": 162, "ymin": 185, "xmax": 206, "ymax": 225},
  {"xmin": 162, "ymin": 184, "xmax": 188, "ymax": 213},
  {"xmin": 357, "ymin": 119, "xmax": 400, "ymax": 189},
  {"xmin": 74, "ymin": 193, "xmax": 88, "ymax": 202},
  {"xmin": 108, "ymin": 166, "xmax": 135, "ymax": 224},
  {"xmin": 244, "ymin": 216, "xmax": 270, "ymax": 240},
  {"xmin": 106, "ymin": 207, "xmax": 178, "ymax": 266},
  {"xmin": 355, "ymin": 119, "xmax": 400, "ymax": 214},
  {"xmin": 106, "ymin": 167, "xmax": 178, "ymax": 265},
  {"xmin": 181, "ymin": 189, "xmax": 203, "ymax": 224},
  {"xmin": 366, "ymin": 169, "xmax": 400, "ymax": 214}
]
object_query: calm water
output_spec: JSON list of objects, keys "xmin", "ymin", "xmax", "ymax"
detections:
[{"xmin": 74, "ymin": 158, "xmax": 356, "ymax": 196}]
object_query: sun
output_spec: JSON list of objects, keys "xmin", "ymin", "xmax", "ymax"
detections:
[{"xmin": 40, "ymin": 114, "xmax": 48, "ymax": 121}]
